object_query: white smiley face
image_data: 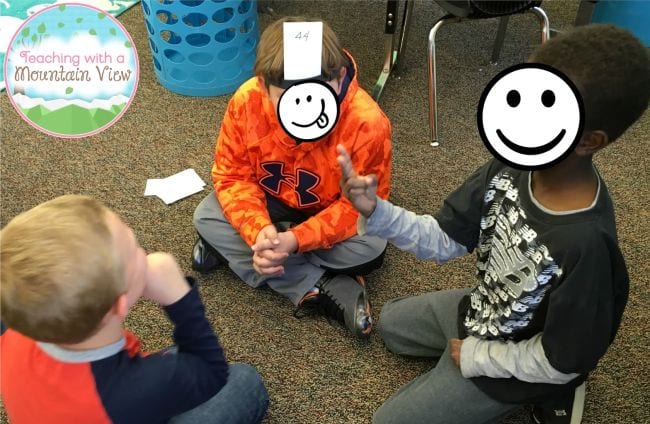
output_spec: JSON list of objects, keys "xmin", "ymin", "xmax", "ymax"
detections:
[
  {"xmin": 277, "ymin": 80, "xmax": 339, "ymax": 142},
  {"xmin": 477, "ymin": 63, "xmax": 584, "ymax": 170}
]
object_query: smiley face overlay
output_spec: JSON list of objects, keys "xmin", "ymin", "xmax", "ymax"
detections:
[
  {"xmin": 477, "ymin": 63, "xmax": 585, "ymax": 170},
  {"xmin": 277, "ymin": 80, "xmax": 340, "ymax": 142}
]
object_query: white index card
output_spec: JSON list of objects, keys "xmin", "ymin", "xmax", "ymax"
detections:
[
  {"xmin": 144, "ymin": 178, "xmax": 164, "ymax": 196},
  {"xmin": 144, "ymin": 168, "xmax": 206, "ymax": 205},
  {"xmin": 283, "ymin": 21, "xmax": 323, "ymax": 80}
]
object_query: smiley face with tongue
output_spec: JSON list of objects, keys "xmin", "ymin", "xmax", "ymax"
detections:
[{"xmin": 277, "ymin": 80, "xmax": 339, "ymax": 142}]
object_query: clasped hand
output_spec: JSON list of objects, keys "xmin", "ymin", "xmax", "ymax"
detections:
[{"xmin": 251, "ymin": 225, "xmax": 297, "ymax": 276}]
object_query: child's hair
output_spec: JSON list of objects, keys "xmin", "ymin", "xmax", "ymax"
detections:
[
  {"xmin": 0, "ymin": 195, "xmax": 125, "ymax": 344},
  {"xmin": 254, "ymin": 16, "xmax": 349, "ymax": 88},
  {"xmin": 529, "ymin": 24, "xmax": 650, "ymax": 143}
]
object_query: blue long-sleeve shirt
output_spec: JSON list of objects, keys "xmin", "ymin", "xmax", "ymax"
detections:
[{"xmin": 1, "ymin": 279, "xmax": 229, "ymax": 423}]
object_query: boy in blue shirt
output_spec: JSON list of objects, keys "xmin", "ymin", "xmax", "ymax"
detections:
[{"xmin": 1, "ymin": 195, "xmax": 269, "ymax": 423}]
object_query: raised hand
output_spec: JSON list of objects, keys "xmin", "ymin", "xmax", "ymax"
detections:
[{"xmin": 336, "ymin": 144, "xmax": 378, "ymax": 218}]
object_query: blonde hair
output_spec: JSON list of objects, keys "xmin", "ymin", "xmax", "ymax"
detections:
[
  {"xmin": 0, "ymin": 195, "xmax": 125, "ymax": 343},
  {"xmin": 254, "ymin": 16, "xmax": 349, "ymax": 87}
]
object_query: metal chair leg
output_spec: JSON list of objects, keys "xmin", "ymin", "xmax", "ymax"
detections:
[
  {"xmin": 428, "ymin": 16, "xmax": 459, "ymax": 147},
  {"xmin": 529, "ymin": 6, "xmax": 551, "ymax": 43},
  {"xmin": 372, "ymin": 0, "xmax": 414, "ymax": 101},
  {"xmin": 396, "ymin": 0, "xmax": 414, "ymax": 67},
  {"xmin": 494, "ymin": 5, "xmax": 551, "ymax": 63},
  {"xmin": 373, "ymin": 37, "xmax": 396, "ymax": 100},
  {"xmin": 491, "ymin": 16, "xmax": 510, "ymax": 64},
  {"xmin": 372, "ymin": 0, "xmax": 399, "ymax": 100}
]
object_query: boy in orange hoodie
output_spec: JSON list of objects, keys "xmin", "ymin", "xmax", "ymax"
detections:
[{"xmin": 193, "ymin": 17, "xmax": 392, "ymax": 338}]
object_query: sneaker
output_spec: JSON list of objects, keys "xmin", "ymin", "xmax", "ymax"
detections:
[
  {"xmin": 191, "ymin": 237, "xmax": 225, "ymax": 273},
  {"xmin": 316, "ymin": 274, "xmax": 372, "ymax": 338},
  {"xmin": 292, "ymin": 287, "xmax": 322, "ymax": 320},
  {"xmin": 531, "ymin": 382, "xmax": 586, "ymax": 424},
  {"xmin": 299, "ymin": 286, "xmax": 321, "ymax": 305}
]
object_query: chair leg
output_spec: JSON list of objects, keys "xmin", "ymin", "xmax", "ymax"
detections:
[
  {"xmin": 574, "ymin": 1, "xmax": 597, "ymax": 26},
  {"xmin": 373, "ymin": 35, "xmax": 396, "ymax": 101},
  {"xmin": 372, "ymin": 0, "xmax": 399, "ymax": 100},
  {"xmin": 491, "ymin": 16, "xmax": 510, "ymax": 64},
  {"xmin": 494, "ymin": 7, "xmax": 549, "ymax": 63},
  {"xmin": 372, "ymin": 0, "xmax": 414, "ymax": 101},
  {"xmin": 396, "ymin": 0, "xmax": 414, "ymax": 67},
  {"xmin": 428, "ymin": 16, "xmax": 459, "ymax": 147},
  {"xmin": 529, "ymin": 6, "xmax": 551, "ymax": 43}
]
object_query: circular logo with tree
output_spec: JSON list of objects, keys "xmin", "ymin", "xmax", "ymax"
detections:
[{"xmin": 3, "ymin": 3, "xmax": 139, "ymax": 138}]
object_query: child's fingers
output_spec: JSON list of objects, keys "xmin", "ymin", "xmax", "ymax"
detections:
[
  {"xmin": 345, "ymin": 176, "xmax": 369, "ymax": 190},
  {"xmin": 263, "ymin": 226, "xmax": 279, "ymax": 243},
  {"xmin": 336, "ymin": 155, "xmax": 356, "ymax": 180},
  {"xmin": 257, "ymin": 249, "xmax": 289, "ymax": 262},
  {"xmin": 343, "ymin": 179, "xmax": 368, "ymax": 200},
  {"xmin": 336, "ymin": 144, "xmax": 356, "ymax": 179},
  {"xmin": 253, "ymin": 254, "xmax": 284, "ymax": 268},
  {"xmin": 349, "ymin": 187, "xmax": 368, "ymax": 197},
  {"xmin": 336, "ymin": 144, "xmax": 349, "ymax": 157},
  {"xmin": 252, "ymin": 239, "xmax": 276, "ymax": 251},
  {"xmin": 253, "ymin": 262, "xmax": 284, "ymax": 276},
  {"xmin": 262, "ymin": 266, "xmax": 284, "ymax": 276}
]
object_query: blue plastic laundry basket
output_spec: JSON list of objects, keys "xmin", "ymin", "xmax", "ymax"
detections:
[
  {"xmin": 141, "ymin": 0, "xmax": 259, "ymax": 96},
  {"xmin": 591, "ymin": 1, "xmax": 650, "ymax": 47}
]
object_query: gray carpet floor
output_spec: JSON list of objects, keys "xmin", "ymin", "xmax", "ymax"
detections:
[{"xmin": 1, "ymin": 1, "xmax": 648, "ymax": 423}]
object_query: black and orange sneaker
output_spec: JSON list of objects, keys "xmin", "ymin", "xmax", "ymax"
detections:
[
  {"xmin": 191, "ymin": 236, "xmax": 226, "ymax": 273},
  {"xmin": 296, "ymin": 287, "xmax": 321, "ymax": 308},
  {"xmin": 531, "ymin": 382, "xmax": 586, "ymax": 424},
  {"xmin": 315, "ymin": 274, "xmax": 372, "ymax": 338}
]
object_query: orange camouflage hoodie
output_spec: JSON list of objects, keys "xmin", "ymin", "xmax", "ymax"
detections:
[{"xmin": 212, "ymin": 52, "xmax": 392, "ymax": 253}]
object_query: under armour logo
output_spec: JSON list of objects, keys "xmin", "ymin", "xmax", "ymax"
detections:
[{"xmin": 259, "ymin": 162, "xmax": 320, "ymax": 207}]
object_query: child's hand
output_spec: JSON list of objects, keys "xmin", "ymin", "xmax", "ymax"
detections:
[
  {"xmin": 143, "ymin": 252, "xmax": 190, "ymax": 306},
  {"xmin": 251, "ymin": 230, "xmax": 297, "ymax": 276},
  {"xmin": 251, "ymin": 247, "xmax": 288, "ymax": 276},
  {"xmin": 251, "ymin": 225, "xmax": 289, "ymax": 276},
  {"xmin": 449, "ymin": 338, "xmax": 463, "ymax": 369},
  {"xmin": 275, "ymin": 231, "xmax": 298, "ymax": 255},
  {"xmin": 336, "ymin": 144, "xmax": 378, "ymax": 218},
  {"xmin": 255, "ymin": 224, "xmax": 280, "ymax": 247}
]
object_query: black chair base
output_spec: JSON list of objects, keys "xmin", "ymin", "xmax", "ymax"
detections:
[{"xmin": 371, "ymin": 1, "xmax": 550, "ymax": 147}]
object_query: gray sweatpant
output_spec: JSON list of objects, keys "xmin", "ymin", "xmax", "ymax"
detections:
[
  {"xmin": 374, "ymin": 288, "xmax": 518, "ymax": 424},
  {"xmin": 193, "ymin": 192, "xmax": 387, "ymax": 305}
]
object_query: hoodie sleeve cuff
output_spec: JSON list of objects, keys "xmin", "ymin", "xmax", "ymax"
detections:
[
  {"xmin": 460, "ymin": 336, "xmax": 481, "ymax": 378},
  {"xmin": 358, "ymin": 198, "xmax": 391, "ymax": 237}
]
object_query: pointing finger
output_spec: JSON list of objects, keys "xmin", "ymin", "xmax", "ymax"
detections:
[{"xmin": 336, "ymin": 144, "xmax": 357, "ymax": 179}]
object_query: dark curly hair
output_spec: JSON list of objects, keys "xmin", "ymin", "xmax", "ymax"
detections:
[{"xmin": 530, "ymin": 24, "xmax": 650, "ymax": 142}]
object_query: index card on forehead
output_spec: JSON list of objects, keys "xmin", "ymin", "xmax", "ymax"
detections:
[{"xmin": 283, "ymin": 22, "xmax": 323, "ymax": 80}]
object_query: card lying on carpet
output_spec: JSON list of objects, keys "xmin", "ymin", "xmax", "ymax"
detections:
[
  {"xmin": 145, "ymin": 168, "xmax": 207, "ymax": 205},
  {"xmin": 0, "ymin": 0, "xmax": 140, "ymax": 92}
]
